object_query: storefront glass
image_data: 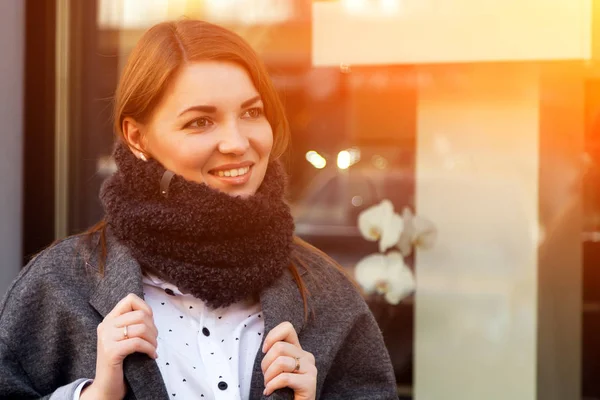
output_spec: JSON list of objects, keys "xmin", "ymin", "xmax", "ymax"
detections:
[{"xmin": 62, "ymin": 1, "xmax": 599, "ymax": 398}]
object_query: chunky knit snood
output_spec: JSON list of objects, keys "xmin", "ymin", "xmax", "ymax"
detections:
[{"xmin": 100, "ymin": 144, "xmax": 295, "ymax": 309}]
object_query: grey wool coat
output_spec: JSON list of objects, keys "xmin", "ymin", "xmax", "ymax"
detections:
[{"xmin": 0, "ymin": 232, "xmax": 397, "ymax": 400}]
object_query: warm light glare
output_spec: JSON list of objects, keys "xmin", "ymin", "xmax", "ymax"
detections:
[
  {"xmin": 348, "ymin": 147, "xmax": 361, "ymax": 165},
  {"xmin": 341, "ymin": 0, "xmax": 368, "ymax": 13},
  {"xmin": 97, "ymin": 0, "xmax": 292, "ymax": 28},
  {"xmin": 352, "ymin": 195, "xmax": 364, "ymax": 207},
  {"xmin": 337, "ymin": 148, "xmax": 361, "ymax": 169},
  {"xmin": 341, "ymin": 0, "xmax": 402, "ymax": 15},
  {"xmin": 380, "ymin": 0, "xmax": 401, "ymax": 13},
  {"xmin": 372, "ymin": 155, "xmax": 389, "ymax": 170},
  {"xmin": 204, "ymin": 0, "xmax": 293, "ymax": 25},
  {"xmin": 317, "ymin": 0, "xmax": 591, "ymax": 65},
  {"xmin": 306, "ymin": 151, "xmax": 327, "ymax": 169},
  {"xmin": 337, "ymin": 150, "xmax": 351, "ymax": 169}
]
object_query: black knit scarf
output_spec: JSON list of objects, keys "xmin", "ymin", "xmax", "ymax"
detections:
[{"xmin": 100, "ymin": 144, "xmax": 295, "ymax": 309}]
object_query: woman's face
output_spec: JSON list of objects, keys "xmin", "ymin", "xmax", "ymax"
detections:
[{"xmin": 124, "ymin": 61, "xmax": 273, "ymax": 197}]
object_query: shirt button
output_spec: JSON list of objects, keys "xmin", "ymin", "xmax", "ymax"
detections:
[
  {"xmin": 218, "ymin": 381, "xmax": 228, "ymax": 391},
  {"xmin": 202, "ymin": 327, "xmax": 210, "ymax": 337}
]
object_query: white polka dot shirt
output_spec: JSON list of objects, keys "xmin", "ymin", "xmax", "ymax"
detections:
[{"xmin": 74, "ymin": 274, "xmax": 265, "ymax": 400}]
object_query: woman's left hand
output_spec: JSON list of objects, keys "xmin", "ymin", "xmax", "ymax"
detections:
[{"xmin": 261, "ymin": 321, "xmax": 317, "ymax": 399}]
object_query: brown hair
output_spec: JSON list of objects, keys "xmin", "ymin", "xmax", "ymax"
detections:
[
  {"xmin": 87, "ymin": 20, "xmax": 345, "ymax": 321},
  {"xmin": 114, "ymin": 19, "xmax": 289, "ymax": 157}
]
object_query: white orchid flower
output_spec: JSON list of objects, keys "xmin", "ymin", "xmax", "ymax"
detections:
[
  {"xmin": 397, "ymin": 207, "xmax": 415, "ymax": 257},
  {"xmin": 354, "ymin": 252, "xmax": 416, "ymax": 305},
  {"xmin": 397, "ymin": 207, "xmax": 437, "ymax": 256},
  {"xmin": 413, "ymin": 214, "xmax": 437, "ymax": 249},
  {"xmin": 358, "ymin": 200, "xmax": 404, "ymax": 252}
]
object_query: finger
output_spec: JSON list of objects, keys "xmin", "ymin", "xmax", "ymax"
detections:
[
  {"xmin": 263, "ymin": 321, "xmax": 300, "ymax": 354},
  {"xmin": 264, "ymin": 356, "xmax": 301, "ymax": 384},
  {"xmin": 263, "ymin": 372, "xmax": 315, "ymax": 397},
  {"xmin": 113, "ymin": 310, "xmax": 157, "ymax": 334},
  {"xmin": 106, "ymin": 293, "xmax": 152, "ymax": 319},
  {"xmin": 261, "ymin": 341, "xmax": 303, "ymax": 373},
  {"xmin": 113, "ymin": 337, "xmax": 158, "ymax": 361},
  {"xmin": 110, "ymin": 323, "xmax": 158, "ymax": 348}
]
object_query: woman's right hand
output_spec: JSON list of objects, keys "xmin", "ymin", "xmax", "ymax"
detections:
[{"xmin": 81, "ymin": 293, "xmax": 158, "ymax": 400}]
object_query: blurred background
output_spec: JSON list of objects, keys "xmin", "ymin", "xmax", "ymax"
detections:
[{"xmin": 3, "ymin": 0, "xmax": 600, "ymax": 399}]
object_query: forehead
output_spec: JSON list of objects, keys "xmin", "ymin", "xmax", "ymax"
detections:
[{"xmin": 162, "ymin": 61, "xmax": 259, "ymax": 110}]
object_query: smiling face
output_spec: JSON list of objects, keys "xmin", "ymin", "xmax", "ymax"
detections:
[{"xmin": 123, "ymin": 61, "xmax": 274, "ymax": 197}]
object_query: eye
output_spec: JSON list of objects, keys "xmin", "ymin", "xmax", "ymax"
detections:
[
  {"xmin": 242, "ymin": 107, "xmax": 264, "ymax": 119},
  {"xmin": 186, "ymin": 117, "xmax": 213, "ymax": 129}
]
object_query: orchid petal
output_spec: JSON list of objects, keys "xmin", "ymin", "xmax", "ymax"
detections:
[
  {"xmin": 355, "ymin": 252, "xmax": 415, "ymax": 305},
  {"xmin": 384, "ymin": 252, "xmax": 416, "ymax": 304},
  {"xmin": 413, "ymin": 215, "xmax": 437, "ymax": 249},
  {"xmin": 354, "ymin": 253, "xmax": 389, "ymax": 294},
  {"xmin": 357, "ymin": 200, "xmax": 395, "ymax": 242},
  {"xmin": 379, "ymin": 212, "xmax": 404, "ymax": 252},
  {"xmin": 397, "ymin": 207, "xmax": 414, "ymax": 256}
]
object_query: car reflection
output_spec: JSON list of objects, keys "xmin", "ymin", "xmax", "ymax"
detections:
[{"xmin": 292, "ymin": 166, "xmax": 414, "ymax": 269}]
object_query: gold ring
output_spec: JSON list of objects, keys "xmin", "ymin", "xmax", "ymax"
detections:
[
  {"xmin": 123, "ymin": 325, "xmax": 129, "ymax": 340},
  {"xmin": 293, "ymin": 357, "xmax": 300, "ymax": 373}
]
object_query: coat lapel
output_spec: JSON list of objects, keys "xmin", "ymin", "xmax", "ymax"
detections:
[
  {"xmin": 88, "ymin": 232, "xmax": 307, "ymax": 400},
  {"xmin": 249, "ymin": 268, "xmax": 308, "ymax": 400},
  {"xmin": 88, "ymin": 234, "xmax": 169, "ymax": 400}
]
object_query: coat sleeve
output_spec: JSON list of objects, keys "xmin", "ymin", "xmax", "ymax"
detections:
[
  {"xmin": 319, "ymin": 307, "xmax": 398, "ymax": 400},
  {"xmin": 0, "ymin": 337, "xmax": 89, "ymax": 400},
  {"xmin": 0, "ymin": 244, "xmax": 96, "ymax": 400}
]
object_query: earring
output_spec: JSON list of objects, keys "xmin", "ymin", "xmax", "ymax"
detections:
[{"xmin": 140, "ymin": 153, "xmax": 148, "ymax": 162}]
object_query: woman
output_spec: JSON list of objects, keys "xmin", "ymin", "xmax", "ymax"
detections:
[{"xmin": 0, "ymin": 20, "xmax": 396, "ymax": 400}]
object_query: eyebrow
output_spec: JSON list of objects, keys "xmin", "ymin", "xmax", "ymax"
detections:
[{"xmin": 177, "ymin": 95, "xmax": 262, "ymax": 117}]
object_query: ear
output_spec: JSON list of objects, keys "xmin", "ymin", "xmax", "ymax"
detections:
[{"xmin": 122, "ymin": 117, "xmax": 149, "ymax": 160}]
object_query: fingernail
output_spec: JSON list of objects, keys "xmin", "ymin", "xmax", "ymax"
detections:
[
  {"xmin": 263, "ymin": 389, "xmax": 267, "ymax": 395},
  {"xmin": 154, "ymin": 352, "xmax": 159, "ymax": 359}
]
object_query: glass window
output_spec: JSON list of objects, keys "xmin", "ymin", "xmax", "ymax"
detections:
[{"xmin": 62, "ymin": 1, "xmax": 595, "ymax": 398}]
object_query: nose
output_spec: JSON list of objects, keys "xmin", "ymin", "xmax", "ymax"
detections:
[{"xmin": 218, "ymin": 121, "xmax": 250, "ymax": 156}]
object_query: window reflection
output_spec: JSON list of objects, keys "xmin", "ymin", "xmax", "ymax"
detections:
[{"xmin": 66, "ymin": 1, "xmax": 599, "ymax": 398}]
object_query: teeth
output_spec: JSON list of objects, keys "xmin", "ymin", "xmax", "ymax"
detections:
[{"xmin": 215, "ymin": 166, "xmax": 250, "ymax": 178}]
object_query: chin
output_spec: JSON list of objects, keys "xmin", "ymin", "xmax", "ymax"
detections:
[
  {"xmin": 222, "ymin": 188, "xmax": 254, "ymax": 197},
  {"xmin": 216, "ymin": 181, "xmax": 260, "ymax": 198}
]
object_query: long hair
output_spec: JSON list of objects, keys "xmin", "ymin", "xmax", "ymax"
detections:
[{"xmin": 86, "ymin": 20, "xmax": 342, "ymax": 321}]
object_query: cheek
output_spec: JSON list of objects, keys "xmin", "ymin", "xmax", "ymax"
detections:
[
  {"xmin": 252, "ymin": 122, "xmax": 274, "ymax": 158},
  {"xmin": 152, "ymin": 133, "xmax": 216, "ymax": 172}
]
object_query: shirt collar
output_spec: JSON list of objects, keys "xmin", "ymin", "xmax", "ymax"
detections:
[{"xmin": 142, "ymin": 273, "xmax": 185, "ymax": 296}]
